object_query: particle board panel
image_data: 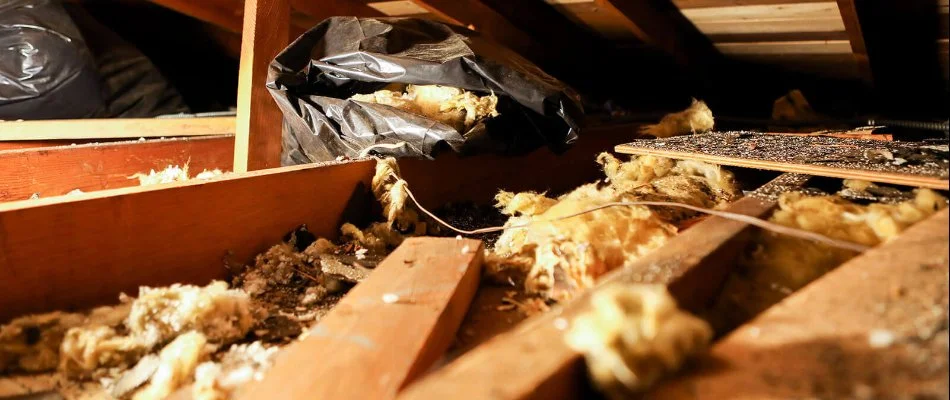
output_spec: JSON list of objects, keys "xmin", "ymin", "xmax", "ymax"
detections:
[
  {"xmin": 0, "ymin": 136, "xmax": 234, "ymax": 202},
  {"xmin": 616, "ymin": 133, "xmax": 949, "ymax": 190},
  {"xmin": 645, "ymin": 208, "xmax": 950, "ymax": 399}
]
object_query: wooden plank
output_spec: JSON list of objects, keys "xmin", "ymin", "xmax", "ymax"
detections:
[
  {"xmin": 239, "ymin": 237, "xmax": 483, "ymax": 399},
  {"xmin": 234, "ymin": 0, "xmax": 290, "ymax": 172},
  {"xmin": 645, "ymin": 208, "xmax": 950, "ymax": 399},
  {"xmin": 692, "ymin": 18, "xmax": 845, "ymax": 35},
  {"xmin": 594, "ymin": 0, "xmax": 722, "ymax": 67},
  {"xmin": 398, "ymin": 185, "xmax": 788, "ymax": 400},
  {"xmin": 0, "ymin": 117, "xmax": 235, "ymax": 141},
  {"xmin": 674, "ymin": 0, "xmax": 830, "ymax": 8},
  {"xmin": 0, "ymin": 136, "xmax": 234, "ymax": 202},
  {"xmin": 837, "ymin": 0, "xmax": 873, "ymax": 84},
  {"xmin": 716, "ymin": 40, "xmax": 853, "ymax": 55},
  {"xmin": 291, "ymin": 0, "xmax": 383, "ymax": 20},
  {"xmin": 0, "ymin": 160, "xmax": 375, "ymax": 322},
  {"xmin": 615, "ymin": 133, "xmax": 950, "ymax": 190}
]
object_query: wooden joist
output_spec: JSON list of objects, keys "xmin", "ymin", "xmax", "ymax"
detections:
[
  {"xmin": 646, "ymin": 208, "xmax": 950, "ymax": 399},
  {"xmin": 397, "ymin": 178, "xmax": 792, "ymax": 400},
  {"xmin": 409, "ymin": 0, "xmax": 542, "ymax": 62},
  {"xmin": 145, "ymin": 0, "xmax": 244, "ymax": 33},
  {"xmin": 0, "ymin": 136, "xmax": 234, "ymax": 202},
  {"xmin": 0, "ymin": 117, "xmax": 235, "ymax": 141},
  {"xmin": 615, "ymin": 133, "xmax": 950, "ymax": 190},
  {"xmin": 0, "ymin": 160, "xmax": 375, "ymax": 321},
  {"xmin": 241, "ymin": 237, "xmax": 484, "ymax": 399}
]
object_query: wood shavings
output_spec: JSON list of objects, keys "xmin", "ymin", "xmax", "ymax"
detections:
[
  {"xmin": 640, "ymin": 98, "xmax": 714, "ymax": 138},
  {"xmin": 564, "ymin": 283, "xmax": 713, "ymax": 399}
]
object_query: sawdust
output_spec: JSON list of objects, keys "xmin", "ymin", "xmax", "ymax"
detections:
[
  {"xmin": 640, "ymin": 99, "xmax": 715, "ymax": 138},
  {"xmin": 486, "ymin": 152, "xmax": 740, "ymax": 301},
  {"xmin": 350, "ymin": 84, "xmax": 499, "ymax": 133},
  {"xmin": 564, "ymin": 283, "xmax": 713, "ymax": 399},
  {"xmin": 707, "ymin": 184, "xmax": 949, "ymax": 334}
]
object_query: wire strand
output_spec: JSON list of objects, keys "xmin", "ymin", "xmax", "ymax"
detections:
[{"xmin": 398, "ymin": 175, "xmax": 871, "ymax": 253}]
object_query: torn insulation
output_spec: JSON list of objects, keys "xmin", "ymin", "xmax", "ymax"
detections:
[{"xmin": 640, "ymin": 99, "xmax": 714, "ymax": 138}]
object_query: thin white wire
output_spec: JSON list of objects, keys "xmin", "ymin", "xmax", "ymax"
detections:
[{"xmin": 397, "ymin": 175, "xmax": 871, "ymax": 253}]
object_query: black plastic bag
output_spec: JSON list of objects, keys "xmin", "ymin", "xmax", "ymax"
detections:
[
  {"xmin": 268, "ymin": 17, "xmax": 584, "ymax": 164},
  {"xmin": 0, "ymin": 0, "xmax": 105, "ymax": 120}
]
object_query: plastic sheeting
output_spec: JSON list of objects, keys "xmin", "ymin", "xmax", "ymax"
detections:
[
  {"xmin": 268, "ymin": 17, "xmax": 584, "ymax": 164},
  {"xmin": 0, "ymin": 0, "xmax": 105, "ymax": 120}
]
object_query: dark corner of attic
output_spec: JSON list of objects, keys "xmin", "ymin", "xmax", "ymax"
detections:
[{"xmin": 0, "ymin": 1, "xmax": 948, "ymax": 400}]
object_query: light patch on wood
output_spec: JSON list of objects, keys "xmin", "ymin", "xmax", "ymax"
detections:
[
  {"xmin": 682, "ymin": 2, "xmax": 845, "ymax": 34},
  {"xmin": 716, "ymin": 40, "xmax": 853, "ymax": 55},
  {"xmin": 368, "ymin": 1, "xmax": 429, "ymax": 16}
]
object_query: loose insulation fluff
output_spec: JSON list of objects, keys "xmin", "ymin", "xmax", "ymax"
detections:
[
  {"xmin": 130, "ymin": 331, "xmax": 209, "ymax": 400},
  {"xmin": 488, "ymin": 153, "xmax": 739, "ymax": 301},
  {"xmin": 707, "ymin": 185, "xmax": 948, "ymax": 333},
  {"xmin": 350, "ymin": 84, "xmax": 499, "ymax": 133},
  {"xmin": 131, "ymin": 165, "xmax": 224, "ymax": 186},
  {"xmin": 564, "ymin": 283, "xmax": 713, "ymax": 399},
  {"xmin": 640, "ymin": 99, "xmax": 715, "ymax": 138}
]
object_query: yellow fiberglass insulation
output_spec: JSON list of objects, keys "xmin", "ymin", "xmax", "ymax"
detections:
[
  {"xmin": 707, "ymin": 184, "xmax": 948, "ymax": 333},
  {"xmin": 639, "ymin": 99, "xmax": 715, "ymax": 138},
  {"xmin": 487, "ymin": 153, "xmax": 740, "ymax": 302},
  {"xmin": 564, "ymin": 283, "xmax": 713, "ymax": 400},
  {"xmin": 350, "ymin": 84, "xmax": 499, "ymax": 133}
]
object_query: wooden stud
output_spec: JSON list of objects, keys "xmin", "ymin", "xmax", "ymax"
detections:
[
  {"xmin": 0, "ymin": 136, "xmax": 234, "ymax": 202},
  {"xmin": 646, "ymin": 208, "xmax": 950, "ymax": 399},
  {"xmin": 234, "ymin": 0, "xmax": 290, "ymax": 172},
  {"xmin": 397, "ymin": 178, "xmax": 794, "ymax": 400},
  {"xmin": 239, "ymin": 237, "xmax": 483, "ymax": 399},
  {"xmin": 0, "ymin": 160, "xmax": 375, "ymax": 322},
  {"xmin": 0, "ymin": 117, "xmax": 235, "ymax": 141}
]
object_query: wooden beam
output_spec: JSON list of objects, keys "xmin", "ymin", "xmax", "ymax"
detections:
[
  {"xmin": 0, "ymin": 136, "xmax": 234, "ymax": 202},
  {"xmin": 593, "ymin": 0, "xmax": 722, "ymax": 68},
  {"xmin": 398, "ymin": 180, "xmax": 793, "ymax": 400},
  {"xmin": 0, "ymin": 117, "xmax": 235, "ymax": 141},
  {"xmin": 0, "ymin": 160, "xmax": 375, "ymax": 322},
  {"xmin": 234, "ymin": 0, "xmax": 290, "ymax": 172},
  {"xmin": 615, "ymin": 133, "xmax": 950, "ymax": 190},
  {"xmin": 290, "ymin": 0, "xmax": 383, "ymax": 20},
  {"xmin": 409, "ymin": 0, "xmax": 543, "ymax": 62},
  {"xmin": 240, "ymin": 237, "xmax": 483, "ymax": 399},
  {"xmin": 836, "ymin": 0, "xmax": 873, "ymax": 84},
  {"xmin": 645, "ymin": 208, "xmax": 950, "ymax": 399},
  {"xmin": 145, "ymin": 0, "xmax": 244, "ymax": 33}
]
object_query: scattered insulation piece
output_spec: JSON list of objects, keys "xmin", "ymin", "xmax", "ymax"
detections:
[
  {"xmin": 192, "ymin": 341, "xmax": 280, "ymax": 400},
  {"xmin": 125, "ymin": 281, "xmax": 256, "ymax": 348},
  {"xmin": 487, "ymin": 153, "xmax": 739, "ymax": 301},
  {"xmin": 350, "ymin": 84, "xmax": 499, "ymax": 133},
  {"xmin": 565, "ymin": 283, "xmax": 713, "ymax": 399},
  {"xmin": 640, "ymin": 99, "xmax": 714, "ymax": 138},
  {"xmin": 707, "ymin": 184, "xmax": 948, "ymax": 333},
  {"xmin": 130, "ymin": 331, "xmax": 209, "ymax": 400},
  {"xmin": 772, "ymin": 89, "xmax": 824, "ymax": 122},
  {"xmin": 131, "ymin": 165, "xmax": 224, "ymax": 186},
  {"xmin": 0, "ymin": 312, "xmax": 85, "ymax": 373}
]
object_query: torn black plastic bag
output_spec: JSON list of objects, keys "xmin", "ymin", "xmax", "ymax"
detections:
[
  {"xmin": 268, "ymin": 16, "xmax": 583, "ymax": 164},
  {"xmin": 0, "ymin": 0, "xmax": 104, "ymax": 120}
]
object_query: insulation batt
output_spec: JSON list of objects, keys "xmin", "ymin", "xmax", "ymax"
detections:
[
  {"xmin": 564, "ymin": 283, "xmax": 713, "ymax": 399},
  {"xmin": 708, "ymin": 184, "xmax": 948, "ymax": 333},
  {"xmin": 640, "ymin": 98, "xmax": 715, "ymax": 138},
  {"xmin": 488, "ymin": 153, "xmax": 739, "ymax": 301},
  {"xmin": 350, "ymin": 84, "xmax": 499, "ymax": 133}
]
